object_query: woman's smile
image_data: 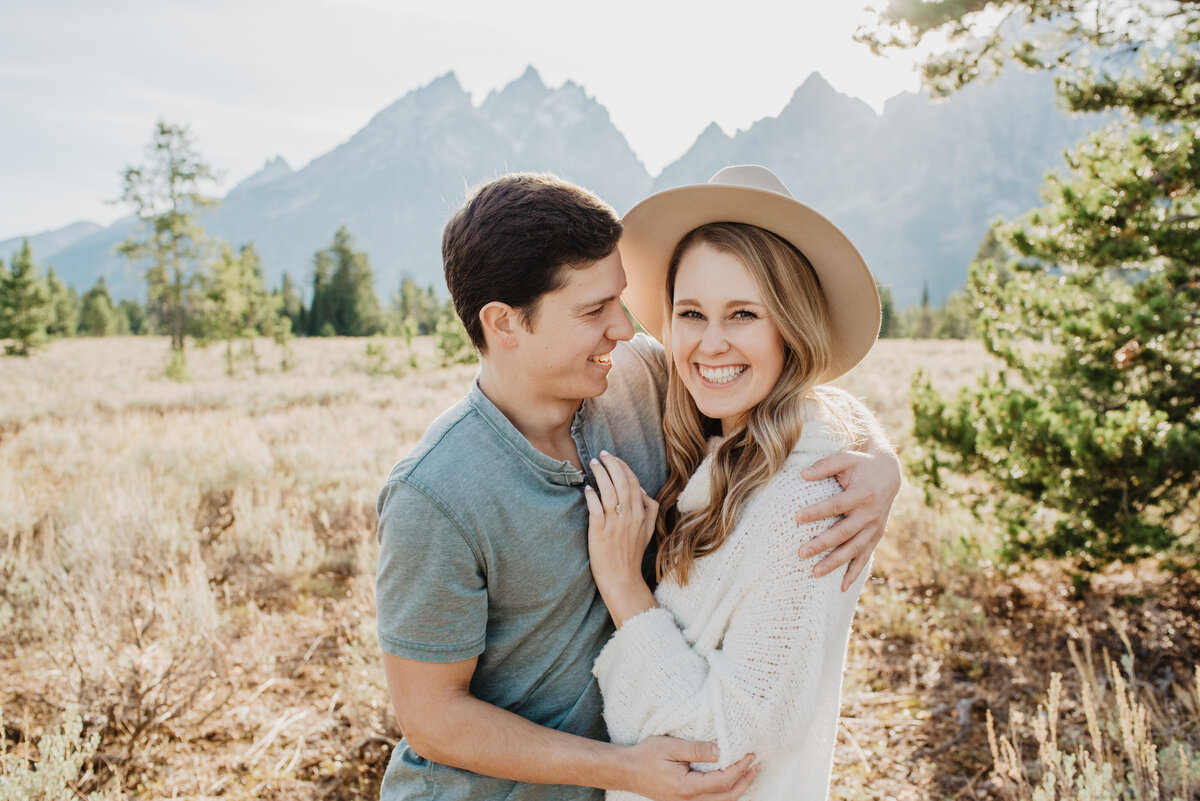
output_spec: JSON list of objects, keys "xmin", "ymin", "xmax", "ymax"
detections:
[{"xmin": 696, "ymin": 364, "xmax": 748, "ymax": 385}]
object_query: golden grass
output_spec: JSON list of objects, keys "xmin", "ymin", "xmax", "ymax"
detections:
[
  {"xmin": 2, "ymin": 337, "xmax": 475, "ymax": 799},
  {"xmin": 1, "ymin": 336, "xmax": 1194, "ymax": 800}
]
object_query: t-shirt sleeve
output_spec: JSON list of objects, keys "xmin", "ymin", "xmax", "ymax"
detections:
[{"xmin": 375, "ymin": 479, "xmax": 487, "ymax": 662}]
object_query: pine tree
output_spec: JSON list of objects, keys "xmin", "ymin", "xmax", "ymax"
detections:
[
  {"xmin": 328, "ymin": 227, "xmax": 383, "ymax": 336},
  {"xmin": 118, "ymin": 299, "xmax": 149, "ymax": 335},
  {"xmin": 79, "ymin": 276, "xmax": 121, "ymax": 336},
  {"xmin": 196, "ymin": 243, "xmax": 268, "ymax": 375},
  {"xmin": 857, "ymin": 0, "xmax": 1200, "ymax": 111},
  {"xmin": 272, "ymin": 313, "xmax": 296, "ymax": 373},
  {"xmin": 238, "ymin": 244, "xmax": 273, "ymax": 371},
  {"xmin": 117, "ymin": 120, "xmax": 217, "ymax": 376},
  {"xmin": 307, "ymin": 227, "xmax": 383, "ymax": 336},
  {"xmin": 393, "ymin": 276, "xmax": 440, "ymax": 335},
  {"xmin": 274, "ymin": 272, "xmax": 305, "ymax": 335},
  {"xmin": 916, "ymin": 282, "xmax": 935, "ymax": 339},
  {"xmin": 0, "ymin": 241, "xmax": 52, "ymax": 356},
  {"xmin": 878, "ymin": 285, "xmax": 899, "ymax": 338},
  {"xmin": 933, "ymin": 292, "xmax": 974, "ymax": 340},
  {"xmin": 44, "ymin": 267, "xmax": 80, "ymax": 337},
  {"xmin": 307, "ymin": 248, "xmax": 335, "ymax": 337},
  {"xmin": 435, "ymin": 300, "xmax": 479, "ymax": 366},
  {"xmin": 869, "ymin": 1, "xmax": 1200, "ymax": 568}
]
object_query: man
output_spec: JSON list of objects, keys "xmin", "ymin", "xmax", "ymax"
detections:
[{"xmin": 376, "ymin": 173, "xmax": 900, "ymax": 801}]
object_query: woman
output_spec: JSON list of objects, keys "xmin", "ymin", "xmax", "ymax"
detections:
[{"xmin": 582, "ymin": 166, "xmax": 883, "ymax": 801}]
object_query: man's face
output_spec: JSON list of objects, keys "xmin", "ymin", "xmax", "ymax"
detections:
[{"xmin": 512, "ymin": 250, "xmax": 635, "ymax": 403}]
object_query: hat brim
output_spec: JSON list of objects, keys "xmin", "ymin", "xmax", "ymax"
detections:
[{"xmin": 618, "ymin": 184, "xmax": 880, "ymax": 383}]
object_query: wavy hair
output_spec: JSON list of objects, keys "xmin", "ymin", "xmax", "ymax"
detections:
[{"xmin": 655, "ymin": 222, "xmax": 851, "ymax": 585}]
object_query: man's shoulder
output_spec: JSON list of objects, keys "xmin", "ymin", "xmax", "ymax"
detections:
[
  {"xmin": 615, "ymin": 333, "xmax": 665, "ymax": 371},
  {"xmin": 605, "ymin": 334, "xmax": 667, "ymax": 400},
  {"xmin": 383, "ymin": 393, "xmax": 490, "ymax": 489}
]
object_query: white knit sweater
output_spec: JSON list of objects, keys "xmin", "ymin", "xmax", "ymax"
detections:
[{"xmin": 593, "ymin": 400, "xmax": 868, "ymax": 801}]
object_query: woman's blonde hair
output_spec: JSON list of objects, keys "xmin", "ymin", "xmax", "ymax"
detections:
[{"xmin": 655, "ymin": 222, "xmax": 849, "ymax": 585}]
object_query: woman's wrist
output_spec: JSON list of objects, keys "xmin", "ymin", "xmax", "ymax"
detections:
[{"xmin": 595, "ymin": 575, "xmax": 658, "ymax": 629}]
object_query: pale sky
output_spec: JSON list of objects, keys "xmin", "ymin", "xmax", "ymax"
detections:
[{"xmin": 0, "ymin": 0, "xmax": 929, "ymax": 241}]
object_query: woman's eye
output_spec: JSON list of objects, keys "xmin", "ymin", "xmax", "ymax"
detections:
[
  {"xmin": 732, "ymin": 309, "xmax": 758, "ymax": 320},
  {"xmin": 586, "ymin": 307, "xmax": 604, "ymax": 317},
  {"xmin": 676, "ymin": 309, "xmax": 703, "ymax": 320}
]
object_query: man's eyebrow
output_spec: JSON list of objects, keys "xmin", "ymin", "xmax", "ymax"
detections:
[{"xmin": 571, "ymin": 294, "xmax": 619, "ymax": 312}]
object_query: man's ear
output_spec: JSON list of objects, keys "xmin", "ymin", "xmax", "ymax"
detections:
[{"xmin": 479, "ymin": 302, "xmax": 521, "ymax": 350}]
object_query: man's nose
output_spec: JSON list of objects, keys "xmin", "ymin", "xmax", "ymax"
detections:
[{"xmin": 609, "ymin": 304, "xmax": 636, "ymax": 341}]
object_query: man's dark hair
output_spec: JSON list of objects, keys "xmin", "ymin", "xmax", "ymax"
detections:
[{"xmin": 442, "ymin": 173, "xmax": 622, "ymax": 352}]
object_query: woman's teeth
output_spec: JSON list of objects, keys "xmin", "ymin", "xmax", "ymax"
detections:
[
  {"xmin": 698, "ymin": 365, "xmax": 746, "ymax": 384},
  {"xmin": 589, "ymin": 352, "xmax": 612, "ymax": 365}
]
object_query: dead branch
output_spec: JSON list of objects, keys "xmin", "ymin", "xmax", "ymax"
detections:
[{"xmin": 914, "ymin": 695, "xmax": 983, "ymax": 759}]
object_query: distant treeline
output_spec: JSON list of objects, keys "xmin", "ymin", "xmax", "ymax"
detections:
[
  {"xmin": 0, "ymin": 231, "xmax": 977, "ymax": 354},
  {"xmin": 878, "ymin": 283, "xmax": 975, "ymax": 340},
  {"xmin": 0, "ymin": 228, "xmax": 457, "ymax": 353}
]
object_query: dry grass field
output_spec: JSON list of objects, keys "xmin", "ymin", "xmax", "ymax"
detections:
[{"xmin": 2, "ymin": 336, "xmax": 1197, "ymax": 800}]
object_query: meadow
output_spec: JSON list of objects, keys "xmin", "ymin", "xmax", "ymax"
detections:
[{"xmin": 1, "ymin": 336, "xmax": 1197, "ymax": 800}]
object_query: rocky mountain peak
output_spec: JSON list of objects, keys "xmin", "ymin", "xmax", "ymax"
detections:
[
  {"xmin": 481, "ymin": 67, "xmax": 543, "ymax": 114},
  {"xmin": 229, "ymin": 155, "xmax": 293, "ymax": 195},
  {"xmin": 373, "ymin": 71, "xmax": 472, "ymax": 126},
  {"xmin": 779, "ymin": 72, "xmax": 877, "ymax": 123},
  {"xmin": 695, "ymin": 121, "xmax": 731, "ymax": 144},
  {"xmin": 513, "ymin": 64, "xmax": 545, "ymax": 89},
  {"xmin": 421, "ymin": 70, "xmax": 467, "ymax": 97}
]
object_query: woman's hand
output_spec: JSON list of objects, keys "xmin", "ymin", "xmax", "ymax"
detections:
[{"xmin": 585, "ymin": 451, "xmax": 659, "ymax": 628}]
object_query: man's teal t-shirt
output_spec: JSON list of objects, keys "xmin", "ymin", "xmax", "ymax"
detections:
[{"xmin": 375, "ymin": 335, "xmax": 668, "ymax": 800}]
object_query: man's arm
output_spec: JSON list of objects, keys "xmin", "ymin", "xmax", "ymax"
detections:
[
  {"xmin": 383, "ymin": 653, "xmax": 756, "ymax": 801},
  {"xmin": 795, "ymin": 393, "xmax": 901, "ymax": 590}
]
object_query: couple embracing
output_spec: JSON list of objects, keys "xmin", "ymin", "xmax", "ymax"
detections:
[{"xmin": 375, "ymin": 165, "xmax": 900, "ymax": 801}]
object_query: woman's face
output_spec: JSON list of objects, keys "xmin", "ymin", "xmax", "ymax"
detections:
[{"xmin": 670, "ymin": 241, "xmax": 786, "ymax": 436}]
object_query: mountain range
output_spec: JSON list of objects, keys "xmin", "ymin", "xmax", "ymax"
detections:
[{"xmin": 5, "ymin": 66, "xmax": 1104, "ymax": 307}]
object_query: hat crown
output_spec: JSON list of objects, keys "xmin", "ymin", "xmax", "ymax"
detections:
[{"xmin": 709, "ymin": 165, "xmax": 794, "ymax": 199}]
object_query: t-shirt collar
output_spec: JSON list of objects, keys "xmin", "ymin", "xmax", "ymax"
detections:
[{"xmin": 468, "ymin": 378, "xmax": 589, "ymax": 487}]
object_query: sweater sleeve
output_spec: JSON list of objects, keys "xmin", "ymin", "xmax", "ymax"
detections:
[{"xmin": 592, "ymin": 461, "xmax": 855, "ymax": 769}]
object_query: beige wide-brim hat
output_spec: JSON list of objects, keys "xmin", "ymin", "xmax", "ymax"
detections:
[{"xmin": 620, "ymin": 165, "xmax": 880, "ymax": 383}]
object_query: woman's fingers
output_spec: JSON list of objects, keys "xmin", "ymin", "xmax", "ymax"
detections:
[
  {"xmin": 640, "ymin": 502, "xmax": 658, "ymax": 545},
  {"xmin": 591, "ymin": 452, "xmax": 652, "ymax": 539},
  {"xmin": 590, "ymin": 455, "xmax": 619, "ymax": 512},
  {"xmin": 598, "ymin": 451, "xmax": 633, "ymax": 511},
  {"xmin": 583, "ymin": 485, "xmax": 605, "ymax": 529},
  {"xmin": 597, "ymin": 451, "xmax": 646, "ymax": 522}
]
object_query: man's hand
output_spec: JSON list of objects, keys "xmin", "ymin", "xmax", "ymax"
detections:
[
  {"xmin": 795, "ymin": 449, "xmax": 901, "ymax": 590},
  {"xmin": 385, "ymin": 655, "xmax": 753, "ymax": 795},
  {"xmin": 624, "ymin": 737, "xmax": 756, "ymax": 801}
]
